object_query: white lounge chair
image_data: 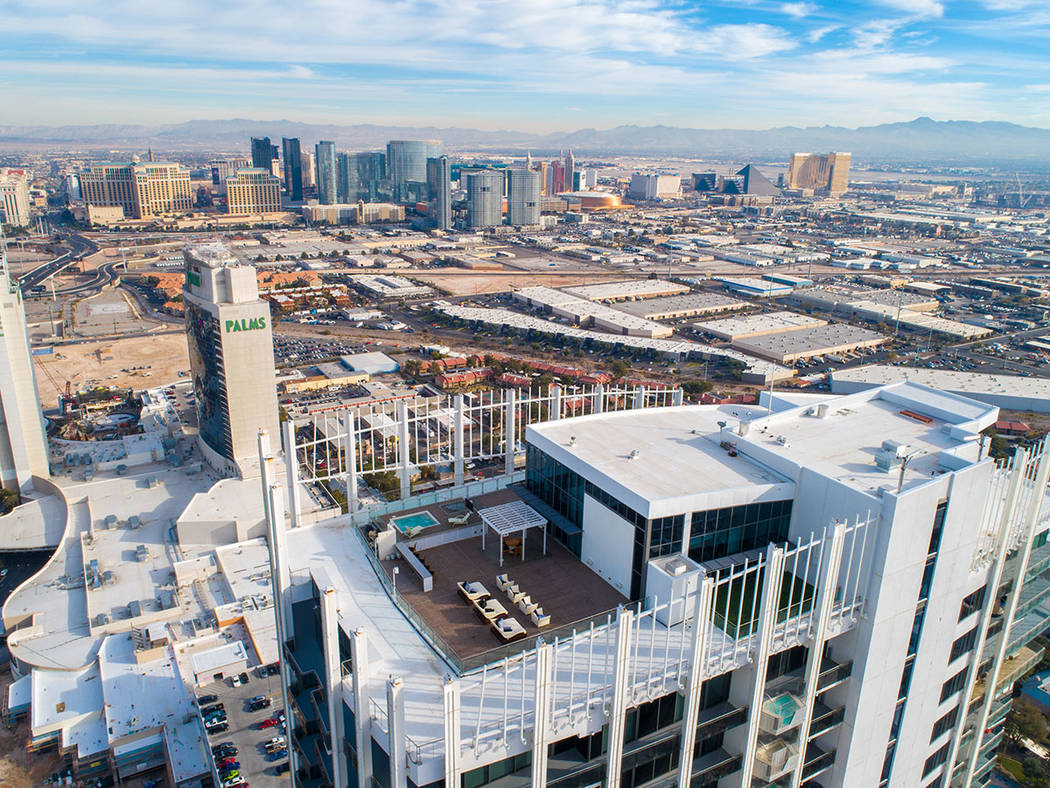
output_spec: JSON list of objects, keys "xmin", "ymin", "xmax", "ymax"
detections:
[
  {"xmin": 493, "ymin": 616, "xmax": 527, "ymax": 641},
  {"xmin": 531, "ymin": 608, "xmax": 551, "ymax": 627},
  {"xmin": 517, "ymin": 595, "xmax": 538, "ymax": 616},
  {"xmin": 495, "ymin": 574, "xmax": 511, "ymax": 592},
  {"xmin": 457, "ymin": 581, "xmax": 489, "ymax": 602},
  {"xmin": 448, "ymin": 513, "xmax": 471, "ymax": 526},
  {"xmin": 510, "ymin": 587, "xmax": 527, "ymax": 605}
]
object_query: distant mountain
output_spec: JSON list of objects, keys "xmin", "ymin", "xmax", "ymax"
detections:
[{"xmin": 1, "ymin": 116, "xmax": 1047, "ymax": 164}]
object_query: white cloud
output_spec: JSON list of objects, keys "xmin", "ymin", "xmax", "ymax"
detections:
[
  {"xmin": 806, "ymin": 24, "xmax": 840, "ymax": 43},
  {"xmin": 877, "ymin": 0, "xmax": 944, "ymax": 18},
  {"xmin": 780, "ymin": 2, "xmax": 816, "ymax": 18}
]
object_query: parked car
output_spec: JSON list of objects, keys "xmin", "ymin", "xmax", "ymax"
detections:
[
  {"xmin": 258, "ymin": 717, "xmax": 280, "ymax": 729},
  {"xmin": 267, "ymin": 749, "xmax": 287, "ymax": 761},
  {"xmin": 230, "ymin": 674, "xmax": 244, "ymax": 687},
  {"xmin": 212, "ymin": 743, "xmax": 237, "ymax": 757},
  {"xmin": 237, "ymin": 671, "xmax": 249, "ymax": 685},
  {"xmin": 198, "ymin": 694, "xmax": 219, "ymax": 704},
  {"xmin": 206, "ymin": 723, "xmax": 229, "ymax": 735},
  {"xmin": 219, "ymin": 759, "xmax": 239, "ymax": 769},
  {"xmin": 201, "ymin": 703, "xmax": 225, "ymax": 715},
  {"xmin": 275, "ymin": 763, "xmax": 290, "ymax": 775}
]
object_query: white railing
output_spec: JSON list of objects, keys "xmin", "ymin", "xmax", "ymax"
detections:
[{"xmin": 293, "ymin": 384, "xmax": 681, "ymax": 486}]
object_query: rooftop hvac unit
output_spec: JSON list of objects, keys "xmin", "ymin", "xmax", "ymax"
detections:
[
  {"xmin": 882, "ymin": 439, "xmax": 910, "ymax": 458},
  {"xmin": 875, "ymin": 450, "xmax": 902, "ymax": 471}
]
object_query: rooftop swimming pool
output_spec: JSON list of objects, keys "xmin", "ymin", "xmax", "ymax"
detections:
[{"xmin": 390, "ymin": 511, "xmax": 440, "ymax": 534}]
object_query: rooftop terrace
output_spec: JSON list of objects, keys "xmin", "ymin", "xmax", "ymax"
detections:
[{"xmin": 373, "ymin": 489, "xmax": 627, "ymax": 663}]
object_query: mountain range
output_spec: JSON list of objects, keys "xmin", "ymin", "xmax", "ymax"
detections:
[{"xmin": 1, "ymin": 117, "xmax": 1047, "ymax": 165}]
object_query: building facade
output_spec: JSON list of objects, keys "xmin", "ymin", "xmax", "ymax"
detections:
[
  {"xmin": 182, "ymin": 243, "xmax": 280, "ymax": 476},
  {"xmin": 787, "ymin": 153, "xmax": 852, "ymax": 195},
  {"xmin": 209, "ymin": 157, "xmax": 251, "ymax": 196},
  {"xmin": 80, "ymin": 162, "xmax": 193, "ymax": 219},
  {"xmin": 315, "ymin": 141, "xmax": 338, "ymax": 205},
  {"xmin": 0, "ymin": 169, "xmax": 31, "ymax": 227},
  {"xmin": 0, "ymin": 240, "xmax": 48, "ymax": 491},
  {"xmin": 387, "ymin": 140, "xmax": 443, "ymax": 201},
  {"xmin": 251, "ymin": 136, "xmax": 279, "ymax": 176},
  {"xmin": 270, "ymin": 381, "xmax": 1050, "ymax": 788},
  {"xmin": 282, "ymin": 137, "xmax": 304, "ymax": 201},
  {"xmin": 426, "ymin": 155, "xmax": 452, "ymax": 230},
  {"xmin": 225, "ymin": 168, "xmax": 282, "ymax": 214},
  {"xmin": 466, "ymin": 169, "xmax": 503, "ymax": 229},
  {"xmin": 507, "ymin": 167, "xmax": 541, "ymax": 226},
  {"xmin": 629, "ymin": 173, "xmax": 682, "ymax": 200}
]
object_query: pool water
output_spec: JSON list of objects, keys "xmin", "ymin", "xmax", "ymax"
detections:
[{"xmin": 391, "ymin": 511, "xmax": 440, "ymax": 533}]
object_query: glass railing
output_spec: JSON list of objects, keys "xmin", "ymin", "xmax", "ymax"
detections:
[
  {"xmin": 817, "ymin": 659, "xmax": 853, "ymax": 692},
  {"xmin": 351, "ymin": 522, "xmax": 634, "ymax": 675},
  {"xmin": 802, "ymin": 747, "xmax": 836, "ymax": 780},
  {"xmin": 691, "ymin": 749, "xmax": 741, "ymax": 783},
  {"xmin": 809, "ymin": 704, "xmax": 846, "ymax": 738},
  {"xmin": 696, "ymin": 702, "xmax": 748, "ymax": 740}
]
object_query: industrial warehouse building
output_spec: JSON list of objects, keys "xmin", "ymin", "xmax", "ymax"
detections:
[{"xmin": 732, "ymin": 323, "xmax": 887, "ymax": 364}]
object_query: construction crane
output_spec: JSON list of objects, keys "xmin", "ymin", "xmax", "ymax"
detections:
[{"xmin": 1016, "ymin": 173, "xmax": 1033, "ymax": 209}]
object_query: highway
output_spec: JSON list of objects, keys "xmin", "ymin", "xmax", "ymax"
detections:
[{"xmin": 17, "ymin": 233, "xmax": 98, "ymax": 290}]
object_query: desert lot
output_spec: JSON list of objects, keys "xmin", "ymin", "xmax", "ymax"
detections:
[{"xmin": 32, "ymin": 332, "xmax": 190, "ymax": 406}]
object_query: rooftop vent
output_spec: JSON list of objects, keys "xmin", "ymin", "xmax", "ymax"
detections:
[
  {"xmin": 628, "ymin": 449, "xmax": 640, "ymax": 460},
  {"xmin": 568, "ymin": 436, "xmax": 576, "ymax": 446}
]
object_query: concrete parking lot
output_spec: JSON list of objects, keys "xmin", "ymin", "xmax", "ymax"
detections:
[{"xmin": 199, "ymin": 669, "xmax": 288, "ymax": 787}]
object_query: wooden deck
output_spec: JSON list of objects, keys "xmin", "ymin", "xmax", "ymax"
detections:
[{"xmin": 382, "ymin": 495, "xmax": 626, "ymax": 660}]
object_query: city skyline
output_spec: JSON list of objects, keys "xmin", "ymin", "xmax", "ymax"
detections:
[{"xmin": 2, "ymin": 0, "xmax": 1049, "ymax": 130}]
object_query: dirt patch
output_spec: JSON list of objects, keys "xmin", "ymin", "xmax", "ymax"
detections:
[
  {"xmin": 0, "ymin": 670, "xmax": 62, "ymax": 788},
  {"xmin": 33, "ymin": 332, "xmax": 189, "ymax": 406}
]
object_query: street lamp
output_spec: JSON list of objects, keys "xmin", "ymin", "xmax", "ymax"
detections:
[{"xmin": 392, "ymin": 566, "xmax": 400, "ymax": 594}]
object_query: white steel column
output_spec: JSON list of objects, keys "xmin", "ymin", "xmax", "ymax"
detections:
[
  {"xmin": 443, "ymin": 676, "xmax": 461, "ymax": 788},
  {"xmin": 282, "ymin": 420, "xmax": 302, "ymax": 529},
  {"xmin": 604, "ymin": 606, "xmax": 635, "ymax": 788},
  {"xmin": 343, "ymin": 411, "xmax": 358, "ymax": 512},
  {"xmin": 387, "ymin": 676, "xmax": 407, "ymax": 788},
  {"xmin": 531, "ymin": 640, "xmax": 553, "ymax": 786},
  {"xmin": 947, "ymin": 453, "xmax": 1027, "ymax": 782},
  {"xmin": 673, "ymin": 387, "xmax": 684, "ymax": 407},
  {"xmin": 397, "ymin": 400, "xmax": 411, "ymax": 500},
  {"xmin": 965, "ymin": 447, "xmax": 1048, "ymax": 787},
  {"xmin": 789, "ymin": 525, "xmax": 847, "ymax": 788},
  {"xmin": 351, "ymin": 629, "xmax": 373, "ymax": 786},
  {"xmin": 552, "ymin": 384, "xmax": 562, "ymax": 421},
  {"xmin": 454, "ymin": 394, "xmax": 465, "ymax": 488},
  {"xmin": 257, "ymin": 447, "xmax": 298, "ymax": 784},
  {"xmin": 738, "ymin": 545, "xmax": 787, "ymax": 786},
  {"xmin": 677, "ymin": 575, "xmax": 716, "ymax": 788},
  {"xmin": 320, "ymin": 587, "xmax": 348, "ymax": 788},
  {"xmin": 633, "ymin": 386, "xmax": 644, "ymax": 410},
  {"xmin": 594, "ymin": 384, "xmax": 605, "ymax": 414},
  {"xmin": 504, "ymin": 389, "xmax": 516, "ymax": 475}
]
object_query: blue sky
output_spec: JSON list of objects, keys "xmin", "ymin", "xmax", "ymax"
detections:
[{"xmin": 1, "ymin": 0, "xmax": 1048, "ymax": 130}]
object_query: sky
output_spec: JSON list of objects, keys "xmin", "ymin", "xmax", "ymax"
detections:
[{"xmin": 1, "ymin": 0, "xmax": 1049, "ymax": 131}]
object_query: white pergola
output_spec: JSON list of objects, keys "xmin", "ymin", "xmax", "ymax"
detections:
[{"xmin": 478, "ymin": 501, "xmax": 548, "ymax": 567}]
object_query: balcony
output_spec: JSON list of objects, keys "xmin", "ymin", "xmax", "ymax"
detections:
[
  {"xmin": 816, "ymin": 658, "xmax": 852, "ymax": 693},
  {"xmin": 1017, "ymin": 571, "xmax": 1050, "ymax": 618},
  {"xmin": 696, "ymin": 702, "xmax": 748, "ymax": 741},
  {"xmin": 969, "ymin": 644, "xmax": 1044, "ymax": 707},
  {"xmin": 753, "ymin": 739, "xmax": 800, "ymax": 782},
  {"xmin": 689, "ymin": 748, "xmax": 742, "ymax": 784},
  {"xmin": 801, "ymin": 744, "xmax": 836, "ymax": 782},
  {"xmin": 809, "ymin": 702, "xmax": 845, "ymax": 739}
]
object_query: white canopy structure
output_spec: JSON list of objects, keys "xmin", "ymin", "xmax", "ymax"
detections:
[{"xmin": 478, "ymin": 501, "xmax": 548, "ymax": 567}]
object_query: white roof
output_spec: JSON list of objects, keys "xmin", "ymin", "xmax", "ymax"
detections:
[
  {"xmin": 478, "ymin": 501, "xmax": 546, "ymax": 537},
  {"xmin": 527, "ymin": 404, "xmax": 794, "ymax": 518},
  {"xmin": 832, "ymin": 365, "xmax": 1050, "ymax": 401},
  {"xmin": 695, "ymin": 311, "xmax": 825, "ymax": 340},
  {"xmin": 190, "ymin": 641, "xmax": 248, "ymax": 675},
  {"xmin": 563, "ymin": 279, "xmax": 689, "ymax": 301}
]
